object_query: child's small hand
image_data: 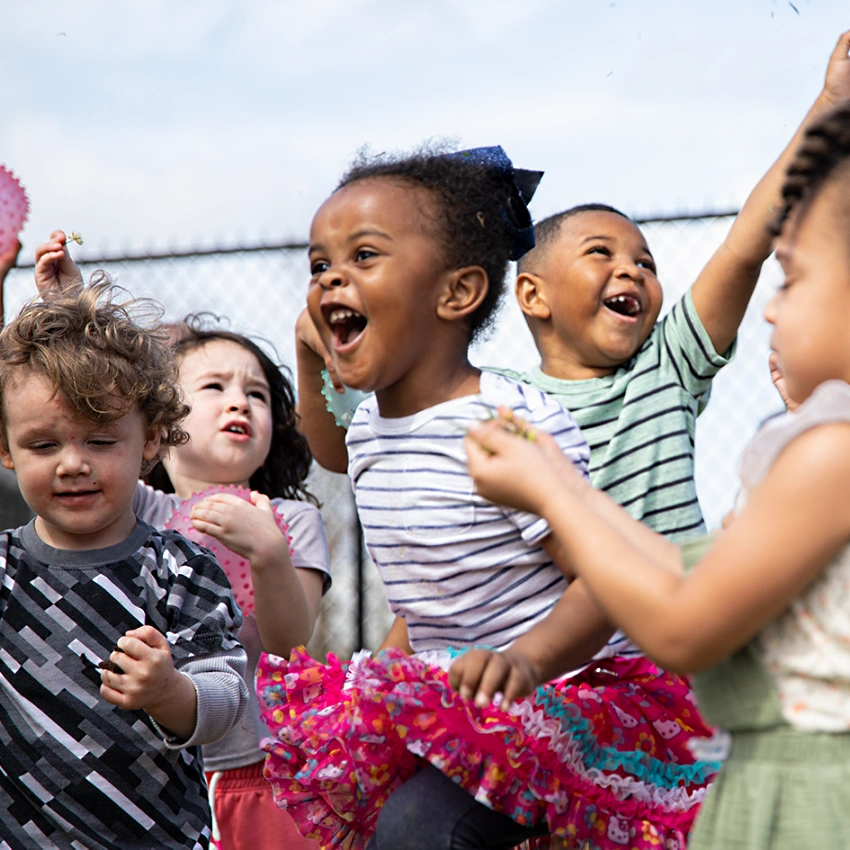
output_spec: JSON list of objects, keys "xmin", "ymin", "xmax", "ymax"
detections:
[
  {"xmin": 448, "ymin": 646, "xmax": 540, "ymax": 709},
  {"xmin": 34, "ymin": 230, "xmax": 83, "ymax": 294},
  {"xmin": 822, "ymin": 30, "xmax": 850, "ymax": 107},
  {"xmin": 0, "ymin": 239, "xmax": 22, "ymax": 279},
  {"xmin": 99, "ymin": 626, "xmax": 185, "ymax": 709},
  {"xmin": 768, "ymin": 351, "xmax": 799, "ymax": 413},
  {"xmin": 189, "ymin": 490, "xmax": 288, "ymax": 565},
  {"xmin": 466, "ymin": 411, "xmax": 580, "ymax": 513},
  {"xmin": 295, "ymin": 307, "xmax": 344, "ymax": 392}
]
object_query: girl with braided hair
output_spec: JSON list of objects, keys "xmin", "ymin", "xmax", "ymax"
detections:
[{"xmin": 463, "ymin": 100, "xmax": 850, "ymax": 849}]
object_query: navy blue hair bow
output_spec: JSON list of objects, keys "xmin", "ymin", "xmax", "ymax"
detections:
[{"xmin": 448, "ymin": 146, "xmax": 543, "ymax": 261}]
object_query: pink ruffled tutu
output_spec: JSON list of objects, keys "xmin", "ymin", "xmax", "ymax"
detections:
[{"xmin": 256, "ymin": 648, "xmax": 718, "ymax": 849}]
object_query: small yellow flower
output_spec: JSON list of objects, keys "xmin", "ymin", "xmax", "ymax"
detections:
[{"xmin": 67, "ymin": 231, "xmax": 84, "ymax": 246}]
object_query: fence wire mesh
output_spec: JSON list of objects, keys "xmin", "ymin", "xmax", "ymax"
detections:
[{"xmin": 6, "ymin": 211, "xmax": 784, "ymax": 659}]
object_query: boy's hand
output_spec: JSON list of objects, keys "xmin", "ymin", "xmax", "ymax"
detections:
[
  {"xmin": 295, "ymin": 307, "xmax": 344, "ymax": 392},
  {"xmin": 769, "ymin": 351, "xmax": 799, "ymax": 413},
  {"xmin": 99, "ymin": 626, "xmax": 196, "ymax": 738},
  {"xmin": 449, "ymin": 646, "xmax": 540, "ymax": 709},
  {"xmin": 34, "ymin": 230, "xmax": 83, "ymax": 295},
  {"xmin": 189, "ymin": 491, "xmax": 289, "ymax": 565},
  {"xmin": 822, "ymin": 30, "xmax": 850, "ymax": 107}
]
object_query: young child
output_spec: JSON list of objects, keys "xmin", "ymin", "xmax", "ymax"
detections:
[
  {"xmin": 463, "ymin": 101, "xmax": 850, "ymax": 850},
  {"xmin": 256, "ymin": 146, "xmax": 717, "ymax": 850},
  {"xmin": 33, "ymin": 234, "xmax": 331, "ymax": 850},
  {"xmin": 0, "ymin": 280, "xmax": 248, "ymax": 849}
]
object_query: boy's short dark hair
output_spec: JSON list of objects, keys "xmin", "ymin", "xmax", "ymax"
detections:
[
  {"xmin": 518, "ymin": 203, "xmax": 634, "ymax": 274},
  {"xmin": 0, "ymin": 278, "xmax": 188, "ymax": 471}
]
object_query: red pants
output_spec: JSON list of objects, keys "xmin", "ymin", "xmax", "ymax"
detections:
[{"xmin": 206, "ymin": 760, "xmax": 319, "ymax": 850}]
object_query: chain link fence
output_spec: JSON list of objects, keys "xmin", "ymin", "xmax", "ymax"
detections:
[{"xmin": 6, "ymin": 211, "xmax": 784, "ymax": 659}]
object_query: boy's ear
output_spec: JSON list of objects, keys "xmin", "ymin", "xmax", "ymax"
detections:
[
  {"xmin": 0, "ymin": 448, "xmax": 13, "ymax": 471},
  {"xmin": 515, "ymin": 272, "xmax": 552, "ymax": 321},
  {"xmin": 143, "ymin": 427, "xmax": 163, "ymax": 462},
  {"xmin": 436, "ymin": 266, "xmax": 488, "ymax": 322}
]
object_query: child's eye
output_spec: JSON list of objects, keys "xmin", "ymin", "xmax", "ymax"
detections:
[
  {"xmin": 310, "ymin": 260, "xmax": 329, "ymax": 275},
  {"xmin": 29, "ymin": 442, "xmax": 55, "ymax": 452},
  {"xmin": 638, "ymin": 258, "xmax": 656, "ymax": 273},
  {"xmin": 90, "ymin": 438, "xmax": 117, "ymax": 448},
  {"xmin": 355, "ymin": 249, "xmax": 376, "ymax": 262},
  {"xmin": 202, "ymin": 382, "xmax": 224, "ymax": 391},
  {"xmin": 248, "ymin": 390, "xmax": 268, "ymax": 402},
  {"xmin": 587, "ymin": 245, "xmax": 611, "ymax": 257}
]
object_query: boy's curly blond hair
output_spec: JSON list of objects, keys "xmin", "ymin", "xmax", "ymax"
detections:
[{"xmin": 0, "ymin": 276, "xmax": 189, "ymax": 473}]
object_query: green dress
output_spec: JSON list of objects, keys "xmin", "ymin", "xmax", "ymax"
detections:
[{"xmin": 680, "ymin": 535, "xmax": 850, "ymax": 850}]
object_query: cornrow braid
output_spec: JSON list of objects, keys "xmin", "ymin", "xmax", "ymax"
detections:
[{"xmin": 773, "ymin": 101, "xmax": 850, "ymax": 235}]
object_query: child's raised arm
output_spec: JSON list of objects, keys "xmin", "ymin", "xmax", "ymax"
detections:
[
  {"xmin": 34, "ymin": 230, "xmax": 84, "ymax": 295},
  {"xmin": 465, "ymin": 415, "xmax": 850, "ymax": 674},
  {"xmin": 294, "ymin": 308, "xmax": 350, "ymax": 473},
  {"xmin": 0, "ymin": 239, "xmax": 22, "ymax": 327},
  {"xmin": 690, "ymin": 30, "xmax": 850, "ymax": 355}
]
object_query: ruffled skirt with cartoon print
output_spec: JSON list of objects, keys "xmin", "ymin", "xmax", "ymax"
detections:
[{"xmin": 256, "ymin": 648, "xmax": 719, "ymax": 850}]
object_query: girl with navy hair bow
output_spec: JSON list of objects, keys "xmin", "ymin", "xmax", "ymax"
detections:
[{"xmin": 257, "ymin": 145, "xmax": 716, "ymax": 850}]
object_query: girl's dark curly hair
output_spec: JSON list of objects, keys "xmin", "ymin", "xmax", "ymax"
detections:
[
  {"xmin": 0, "ymin": 277, "xmax": 188, "ymax": 475},
  {"xmin": 772, "ymin": 101, "xmax": 850, "ymax": 235},
  {"xmin": 145, "ymin": 315, "xmax": 317, "ymax": 505},
  {"xmin": 338, "ymin": 144, "xmax": 520, "ymax": 341}
]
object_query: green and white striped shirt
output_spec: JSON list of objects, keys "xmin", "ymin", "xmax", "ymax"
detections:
[{"xmin": 496, "ymin": 291, "xmax": 733, "ymax": 542}]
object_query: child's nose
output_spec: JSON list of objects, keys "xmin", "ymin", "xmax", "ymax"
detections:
[
  {"xmin": 225, "ymin": 391, "xmax": 250, "ymax": 414},
  {"xmin": 317, "ymin": 267, "xmax": 345, "ymax": 290},
  {"xmin": 57, "ymin": 447, "xmax": 91, "ymax": 477},
  {"xmin": 615, "ymin": 258, "xmax": 644, "ymax": 282}
]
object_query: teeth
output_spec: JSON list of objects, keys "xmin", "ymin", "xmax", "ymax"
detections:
[
  {"xmin": 226, "ymin": 425, "xmax": 246, "ymax": 434},
  {"xmin": 329, "ymin": 308, "xmax": 361, "ymax": 325}
]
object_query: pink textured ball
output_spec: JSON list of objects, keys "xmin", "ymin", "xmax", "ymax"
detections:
[
  {"xmin": 0, "ymin": 166, "xmax": 29, "ymax": 254},
  {"xmin": 165, "ymin": 484, "xmax": 293, "ymax": 618}
]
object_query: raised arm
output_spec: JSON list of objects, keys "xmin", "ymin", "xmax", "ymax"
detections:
[
  {"xmin": 34, "ymin": 230, "xmax": 84, "ymax": 295},
  {"xmin": 691, "ymin": 30, "xmax": 850, "ymax": 355},
  {"xmin": 295, "ymin": 308, "xmax": 350, "ymax": 473}
]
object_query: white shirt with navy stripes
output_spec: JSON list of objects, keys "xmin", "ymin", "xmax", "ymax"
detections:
[{"xmin": 347, "ymin": 370, "xmax": 632, "ymax": 659}]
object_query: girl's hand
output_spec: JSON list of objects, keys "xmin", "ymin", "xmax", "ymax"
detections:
[
  {"xmin": 99, "ymin": 626, "xmax": 197, "ymax": 739},
  {"xmin": 34, "ymin": 230, "xmax": 83, "ymax": 294},
  {"xmin": 189, "ymin": 491, "xmax": 288, "ymax": 564},
  {"xmin": 822, "ymin": 30, "xmax": 850, "ymax": 107},
  {"xmin": 769, "ymin": 351, "xmax": 799, "ymax": 413},
  {"xmin": 0, "ymin": 239, "xmax": 22, "ymax": 280},
  {"xmin": 448, "ymin": 646, "xmax": 540, "ymax": 709},
  {"xmin": 295, "ymin": 307, "xmax": 344, "ymax": 392},
  {"xmin": 465, "ymin": 411, "xmax": 584, "ymax": 514}
]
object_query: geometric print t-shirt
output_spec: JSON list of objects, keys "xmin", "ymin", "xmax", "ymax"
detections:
[{"xmin": 0, "ymin": 520, "xmax": 246, "ymax": 849}]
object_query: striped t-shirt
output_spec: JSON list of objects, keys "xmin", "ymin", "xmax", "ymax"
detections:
[
  {"xmin": 497, "ymin": 291, "xmax": 733, "ymax": 542},
  {"xmin": 346, "ymin": 370, "xmax": 599, "ymax": 654}
]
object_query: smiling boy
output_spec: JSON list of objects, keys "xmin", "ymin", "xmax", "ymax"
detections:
[{"xmin": 0, "ymin": 281, "xmax": 247, "ymax": 849}]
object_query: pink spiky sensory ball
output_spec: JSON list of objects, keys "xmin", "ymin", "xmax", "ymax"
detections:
[
  {"xmin": 165, "ymin": 485, "xmax": 294, "ymax": 618},
  {"xmin": 0, "ymin": 166, "xmax": 29, "ymax": 254}
]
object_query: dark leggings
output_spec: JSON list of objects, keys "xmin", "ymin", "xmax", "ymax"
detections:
[{"xmin": 365, "ymin": 765, "xmax": 549, "ymax": 850}]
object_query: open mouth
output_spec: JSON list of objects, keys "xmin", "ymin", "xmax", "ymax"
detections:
[
  {"xmin": 327, "ymin": 307, "xmax": 367, "ymax": 348},
  {"xmin": 223, "ymin": 424, "xmax": 250, "ymax": 437},
  {"xmin": 603, "ymin": 294, "xmax": 641, "ymax": 318}
]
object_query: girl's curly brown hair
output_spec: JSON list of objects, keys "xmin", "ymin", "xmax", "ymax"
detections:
[
  {"xmin": 0, "ymin": 277, "xmax": 188, "ymax": 474},
  {"xmin": 772, "ymin": 101, "xmax": 850, "ymax": 236}
]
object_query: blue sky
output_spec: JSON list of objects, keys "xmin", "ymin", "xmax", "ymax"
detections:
[{"xmin": 3, "ymin": 1, "xmax": 849, "ymax": 253}]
